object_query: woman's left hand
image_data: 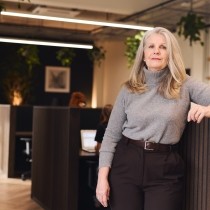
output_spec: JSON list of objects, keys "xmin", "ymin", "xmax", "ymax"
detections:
[{"xmin": 187, "ymin": 104, "xmax": 210, "ymax": 123}]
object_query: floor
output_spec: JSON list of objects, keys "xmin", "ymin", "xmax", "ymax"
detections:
[{"xmin": 0, "ymin": 175, "xmax": 43, "ymax": 210}]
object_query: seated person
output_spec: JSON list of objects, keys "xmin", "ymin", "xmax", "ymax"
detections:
[
  {"xmin": 95, "ymin": 104, "xmax": 113, "ymax": 152},
  {"xmin": 69, "ymin": 91, "xmax": 87, "ymax": 108}
]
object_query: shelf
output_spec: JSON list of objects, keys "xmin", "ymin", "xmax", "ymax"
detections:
[{"xmin": 15, "ymin": 132, "xmax": 32, "ymax": 137}]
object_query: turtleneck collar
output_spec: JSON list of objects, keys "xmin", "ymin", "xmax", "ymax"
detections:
[{"xmin": 143, "ymin": 66, "xmax": 168, "ymax": 85}]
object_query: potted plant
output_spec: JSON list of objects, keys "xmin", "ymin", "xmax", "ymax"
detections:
[
  {"xmin": 56, "ymin": 48, "xmax": 76, "ymax": 66},
  {"xmin": 177, "ymin": 11, "xmax": 206, "ymax": 46},
  {"xmin": 2, "ymin": 45, "xmax": 40, "ymax": 105},
  {"xmin": 125, "ymin": 31, "xmax": 145, "ymax": 68},
  {"xmin": 88, "ymin": 45, "xmax": 106, "ymax": 67}
]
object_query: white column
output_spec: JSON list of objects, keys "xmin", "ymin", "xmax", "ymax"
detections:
[{"xmin": 0, "ymin": 105, "xmax": 10, "ymax": 177}]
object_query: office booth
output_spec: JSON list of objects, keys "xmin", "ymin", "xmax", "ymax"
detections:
[{"xmin": 31, "ymin": 107, "xmax": 101, "ymax": 210}]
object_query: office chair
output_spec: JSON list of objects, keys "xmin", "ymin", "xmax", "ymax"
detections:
[
  {"xmin": 20, "ymin": 137, "xmax": 32, "ymax": 181},
  {"xmin": 86, "ymin": 160, "xmax": 98, "ymax": 190}
]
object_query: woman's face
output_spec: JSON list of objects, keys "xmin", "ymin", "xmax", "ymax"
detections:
[{"xmin": 144, "ymin": 33, "xmax": 168, "ymax": 71}]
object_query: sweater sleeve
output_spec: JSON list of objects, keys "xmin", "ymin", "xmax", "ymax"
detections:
[
  {"xmin": 94, "ymin": 123, "xmax": 106, "ymax": 143},
  {"xmin": 186, "ymin": 76, "xmax": 210, "ymax": 105},
  {"xmin": 99, "ymin": 86, "xmax": 127, "ymax": 168}
]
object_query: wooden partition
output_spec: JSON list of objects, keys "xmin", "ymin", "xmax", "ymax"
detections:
[
  {"xmin": 180, "ymin": 119, "xmax": 210, "ymax": 210},
  {"xmin": 32, "ymin": 107, "xmax": 80, "ymax": 210},
  {"xmin": 31, "ymin": 107, "xmax": 210, "ymax": 210}
]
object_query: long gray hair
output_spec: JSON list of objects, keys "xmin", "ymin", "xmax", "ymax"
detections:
[{"xmin": 125, "ymin": 27, "xmax": 186, "ymax": 99}]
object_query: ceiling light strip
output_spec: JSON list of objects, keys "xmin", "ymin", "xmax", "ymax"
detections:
[
  {"xmin": 0, "ymin": 37, "xmax": 93, "ymax": 49},
  {"xmin": 1, "ymin": 11, "xmax": 153, "ymax": 31}
]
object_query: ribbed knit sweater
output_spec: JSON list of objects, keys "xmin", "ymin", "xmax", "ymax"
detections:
[{"xmin": 99, "ymin": 67, "xmax": 210, "ymax": 168}]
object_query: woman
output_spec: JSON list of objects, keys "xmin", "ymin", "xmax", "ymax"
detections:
[
  {"xmin": 69, "ymin": 91, "xmax": 87, "ymax": 108},
  {"xmin": 95, "ymin": 104, "xmax": 113, "ymax": 153},
  {"xmin": 96, "ymin": 27, "xmax": 210, "ymax": 210}
]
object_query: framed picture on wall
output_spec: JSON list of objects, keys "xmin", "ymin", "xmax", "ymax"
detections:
[{"xmin": 45, "ymin": 66, "xmax": 70, "ymax": 93}]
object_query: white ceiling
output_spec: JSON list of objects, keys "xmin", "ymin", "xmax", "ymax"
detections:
[
  {"xmin": 3, "ymin": 0, "xmax": 168, "ymax": 15},
  {"xmin": 0, "ymin": 0, "xmax": 210, "ymax": 43}
]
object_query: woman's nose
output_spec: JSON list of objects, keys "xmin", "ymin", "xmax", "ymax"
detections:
[{"xmin": 153, "ymin": 47, "xmax": 160, "ymax": 54}]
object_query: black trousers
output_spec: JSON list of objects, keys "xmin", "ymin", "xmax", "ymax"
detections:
[{"xmin": 109, "ymin": 137, "xmax": 185, "ymax": 210}]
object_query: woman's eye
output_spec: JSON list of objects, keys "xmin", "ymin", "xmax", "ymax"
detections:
[
  {"xmin": 148, "ymin": 45, "xmax": 154, "ymax": 48},
  {"xmin": 160, "ymin": 45, "xmax": 167, "ymax": 49}
]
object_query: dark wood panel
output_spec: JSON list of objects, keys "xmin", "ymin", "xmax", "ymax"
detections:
[
  {"xmin": 180, "ymin": 119, "xmax": 210, "ymax": 210},
  {"xmin": 31, "ymin": 107, "xmax": 80, "ymax": 210}
]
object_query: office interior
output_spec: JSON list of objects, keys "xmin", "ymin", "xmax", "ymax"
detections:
[{"xmin": 1, "ymin": 0, "xmax": 210, "ymax": 210}]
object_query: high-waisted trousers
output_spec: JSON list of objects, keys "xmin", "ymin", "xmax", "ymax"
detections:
[{"xmin": 109, "ymin": 137, "xmax": 185, "ymax": 210}]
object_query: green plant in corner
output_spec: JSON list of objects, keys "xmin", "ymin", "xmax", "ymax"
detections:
[
  {"xmin": 125, "ymin": 31, "xmax": 145, "ymax": 68},
  {"xmin": 3, "ymin": 45, "xmax": 40, "ymax": 105},
  {"xmin": 56, "ymin": 48, "xmax": 76, "ymax": 67},
  {"xmin": 88, "ymin": 45, "xmax": 106, "ymax": 67},
  {"xmin": 177, "ymin": 0, "xmax": 207, "ymax": 47}
]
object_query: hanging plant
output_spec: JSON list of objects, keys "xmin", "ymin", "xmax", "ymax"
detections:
[
  {"xmin": 56, "ymin": 48, "xmax": 76, "ymax": 66},
  {"xmin": 17, "ymin": 45, "xmax": 40, "ymax": 74},
  {"xmin": 177, "ymin": 11, "xmax": 206, "ymax": 46},
  {"xmin": 125, "ymin": 31, "xmax": 145, "ymax": 68},
  {"xmin": 88, "ymin": 45, "xmax": 106, "ymax": 67}
]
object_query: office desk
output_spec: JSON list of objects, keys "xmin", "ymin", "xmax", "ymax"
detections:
[{"xmin": 79, "ymin": 150, "xmax": 98, "ymax": 157}]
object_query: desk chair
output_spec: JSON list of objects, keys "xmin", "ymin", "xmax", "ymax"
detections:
[
  {"xmin": 20, "ymin": 137, "xmax": 32, "ymax": 181},
  {"xmin": 86, "ymin": 160, "xmax": 98, "ymax": 190}
]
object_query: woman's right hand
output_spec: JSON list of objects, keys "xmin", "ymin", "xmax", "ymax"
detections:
[{"xmin": 96, "ymin": 167, "xmax": 110, "ymax": 207}]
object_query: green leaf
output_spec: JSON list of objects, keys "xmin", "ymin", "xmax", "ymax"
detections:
[
  {"xmin": 124, "ymin": 31, "xmax": 145, "ymax": 68},
  {"xmin": 177, "ymin": 12, "xmax": 206, "ymax": 46},
  {"xmin": 87, "ymin": 45, "xmax": 106, "ymax": 67},
  {"xmin": 56, "ymin": 48, "xmax": 76, "ymax": 66}
]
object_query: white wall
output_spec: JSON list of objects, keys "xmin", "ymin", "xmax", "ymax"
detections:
[
  {"xmin": 0, "ymin": 105, "xmax": 10, "ymax": 177},
  {"xmin": 103, "ymin": 41, "xmax": 130, "ymax": 105},
  {"xmin": 175, "ymin": 32, "xmax": 206, "ymax": 81},
  {"xmin": 204, "ymin": 29, "xmax": 210, "ymax": 85},
  {"xmin": 92, "ymin": 40, "xmax": 130, "ymax": 107},
  {"xmin": 92, "ymin": 30, "xmax": 210, "ymax": 107}
]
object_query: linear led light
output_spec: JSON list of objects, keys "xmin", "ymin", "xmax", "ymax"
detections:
[
  {"xmin": 0, "ymin": 37, "xmax": 93, "ymax": 49},
  {"xmin": 1, "ymin": 11, "xmax": 154, "ymax": 31}
]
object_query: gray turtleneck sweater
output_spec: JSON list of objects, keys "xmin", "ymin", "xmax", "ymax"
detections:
[{"xmin": 99, "ymin": 67, "xmax": 210, "ymax": 168}]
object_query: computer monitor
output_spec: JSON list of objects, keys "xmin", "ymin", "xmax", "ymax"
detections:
[{"xmin": 80, "ymin": 129, "xmax": 97, "ymax": 152}]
